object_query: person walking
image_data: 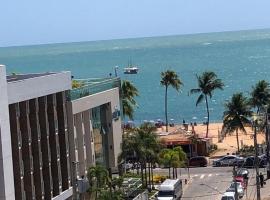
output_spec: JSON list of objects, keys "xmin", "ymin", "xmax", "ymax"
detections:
[{"xmin": 259, "ymin": 172, "xmax": 264, "ymax": 188}]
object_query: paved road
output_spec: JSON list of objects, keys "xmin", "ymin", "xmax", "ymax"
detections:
[
  {"xmin": 153, "ymin": 166, "xmax": 270, "ymax": 200},
  {"xmin": 153, "ymin": 166, "xmax": 234, "ymax": 200}
]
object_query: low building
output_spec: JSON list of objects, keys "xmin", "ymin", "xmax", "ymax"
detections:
[
  {"xmin": 157, "ymin": 126, "xmax": 212, "ymax": 157},
  {"xmin": 0, "ymin": 65, "xmax": 122, "ymax": 200}
]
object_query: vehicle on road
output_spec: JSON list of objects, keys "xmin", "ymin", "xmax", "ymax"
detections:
[
  {"xmin": 235, "ymin": 176, "xmax": 247, "ymax": 189},
  {"xmin": 157, "ymin": 179, "xmax": 182, "ymax": 200},
  {"xmin": 221, "ymin": 191, "xmax": 235, "ymax": 200},
  {"xmin": 236, "ymin": 168, "xmax": 249, "ymax": 177},
  {"xmin": 226, "ymin": 182, "xmax": 244, "ymax": 198},
  {"xmin": 213, "ymin": 155, "xmax": 244, "ymax": 167},
  {"xmin": 189, "ymin": 156, "xmax": 208, "ymax": 167},
  {"xmin": 243, "ymin": 156, "xmax": 265, "ymax": 168}
]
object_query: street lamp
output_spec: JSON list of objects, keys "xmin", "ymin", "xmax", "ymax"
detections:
[
  {"xmin": 251, "ymin": 114, "xmax": 261, "ymax": 200},
  {"xmin": 114, "ymin": 66, "xmax": 119, "ymax": 77}
]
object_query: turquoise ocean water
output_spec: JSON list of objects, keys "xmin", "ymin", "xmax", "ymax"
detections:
[{"xmin": 1, "ymin": 29, "xmax": 270, "ymax": 124}]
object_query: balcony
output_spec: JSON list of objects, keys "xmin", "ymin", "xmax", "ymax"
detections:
[{"xmin": 68, "ymin": 77, "xmax": 121, "ymax": 101}]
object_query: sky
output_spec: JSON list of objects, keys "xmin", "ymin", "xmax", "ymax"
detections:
[{"xmin": 1, "ymin": 0, "xmax": 270, "ymax": 47}]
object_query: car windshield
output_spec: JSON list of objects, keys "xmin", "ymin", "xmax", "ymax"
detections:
[
  {"xmin": 221, "ymin": 197, "xmax": 234, "ymax": 200},
  {"xmin": 158, "ymin": 191, "xmax": 174, "ymax": 197}
]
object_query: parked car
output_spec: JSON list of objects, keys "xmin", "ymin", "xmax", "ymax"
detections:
[
  {"xmin": 189, "ymin": 156, "xmax": 208, "ymax": 167},
  {"xmin": 226, "ymin": 182, "xmax": 244, "ymax": 198},
  {"xmin": 221, "ymin": 191, "xmax": 235, "ymax": 200},
  {"xmin": 236, "ymin": 168, "xmax": 249, "ymax": 177},
  {"xmin": 213, "ymin": 155, "xmax": 244, "ymax": 167},
  {"xmin": 243, "ymin": 156, "xmax": 264, "ymax": 168}
]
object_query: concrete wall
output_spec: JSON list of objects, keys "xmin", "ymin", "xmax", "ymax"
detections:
[
  {"xmin": 70, "ymin": 88, "xmax": 122, "ymax": 168},
  {"xmin": 7, "ymin": 71, "xmax": 71, "ymax": 104},
  {"xmin": 0, "ymin": 65, "xmax": 15, "ymax": 200}
]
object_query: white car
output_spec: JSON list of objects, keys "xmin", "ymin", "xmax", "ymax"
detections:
[
  {"xmin": 213, "ymin": 155, "xmax": 244, "ymax": 167},
  {"xmin": 226, "ymin": 182, "xmax": 244, "ymax": 198},
  {"xmin": 221, "ymin": 192, "xmax": 235, "ymax": 200}
]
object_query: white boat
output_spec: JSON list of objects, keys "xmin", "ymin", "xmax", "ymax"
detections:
[
  {"xmin": 124, "ymin": 67, "xmax": 139, "ymax": 74},
  {"xmin": 123, "ymin": 60, "xmax": 139, "ymax": 74}
]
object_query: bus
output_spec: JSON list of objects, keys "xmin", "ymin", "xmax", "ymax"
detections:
[{"xmin": 157, "ymin": 179, "xmax": 182, "ymax": 200}]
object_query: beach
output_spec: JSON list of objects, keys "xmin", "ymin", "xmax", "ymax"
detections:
[{"xmin": 158, "ymin": 122, "xmax": 266, "ymax": 156}]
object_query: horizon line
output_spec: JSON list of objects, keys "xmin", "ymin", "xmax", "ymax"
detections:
[{"xmin": 1, "ymin": 27, "xmax": 270, "ymax": 49}]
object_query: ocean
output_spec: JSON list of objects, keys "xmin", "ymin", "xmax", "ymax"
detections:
[{"xmin": 1, "ymin": 29, "xmax": 270, "ymax": 125}]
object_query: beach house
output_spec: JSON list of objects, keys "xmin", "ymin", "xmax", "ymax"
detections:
[{"xmin": 0, "ymin": 65, "xmax": 122, "ymax": 200}]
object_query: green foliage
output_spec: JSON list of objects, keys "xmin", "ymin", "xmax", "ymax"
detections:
[
  {"xmin": 161, "ymin": 70, "xmax": 183, "ymax": 132},
  {"xmin": 159, "ymin": 147, "xmax": 187, "ymax": 178},
  {"xmin": 249, "ymin": 80, "xmax": 270, "ymax": 113},
  {"xmin": 72, "ymin": 80, "xmax": 84, "ymax": 89},
  {"xmin": 87, "ymin": 165, "xmax": 124, "ymax": 200},
  {"xmin": 223, "ymin": 92, "xmax": 252, "ymax": 152},
  {"xmin": 121, "ymin": 80, "xmax": 139, "ymax": 120},
  {"xmin": 118, "ymin": 123, "xmax": 160, "ymax": 188},
  {"xmin": 239, "ymin": 145, "xmax": 255, "ymax": 157},
  {"xmin": 190, "ymin": 71, "xmax": 224, "ymax": 137}
]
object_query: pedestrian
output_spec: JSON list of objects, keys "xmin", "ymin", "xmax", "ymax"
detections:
[{"xmin": 259, "ymin": 172, "xmax": 264, "ymax": 188}]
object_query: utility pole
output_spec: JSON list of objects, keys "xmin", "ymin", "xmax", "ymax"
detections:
[
  {"xmin": 265, "ymin": 110, "xmax": 270, "ymax": 179},
  {"xmin": 254, "ymin": 122, "xmax": 261, "ymax": 200},
  {"xmin": 233, "ymin": 165, "xmax": 238, "ymax": 200}
]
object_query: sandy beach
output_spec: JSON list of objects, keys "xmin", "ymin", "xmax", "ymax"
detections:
[{"xmin": 158, "ymin": 122, "xmax": 266, "ymax": 157}]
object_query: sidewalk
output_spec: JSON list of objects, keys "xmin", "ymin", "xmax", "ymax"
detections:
[{"xmin": 245, "ymin": 171, "xmax": 270, "ymax": 200}]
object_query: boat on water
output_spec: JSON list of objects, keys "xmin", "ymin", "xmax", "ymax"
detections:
[
  {"xmin": 123, "ymin": 60, "xmax": 139, "ymax": 74},
  {"xmin": 124, "ymin": 66, "xmax": 139, "ymax": 74}
]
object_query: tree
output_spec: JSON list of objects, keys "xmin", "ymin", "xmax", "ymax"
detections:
[
  {"xmin": 121, "ymin": 80, "xmax": 139, "ymax": 120},
  {"xmin": 161, "ymin": 70, "xmax": 183, "ymax": 132},
  {"xmin": 118, "ymin": 123, "xmax": 160, "ymax": 188},
  {"xmin": 87, "ymin": 165, "xmax": 109, "ymax": 199},
  {"xmin": 249, "ymin": 80, "xmax": 270, "ymax": 113},
  {"xmin": 223, "ymin": 93, "xmax": 252, "ymax": 152},
  {"xmin": 159, "ymin": 147, "xmax": 186, "ymax": 179},
  {"xmin": 190, "ymin": 71, "xmax": 224, "ymax": 138}
]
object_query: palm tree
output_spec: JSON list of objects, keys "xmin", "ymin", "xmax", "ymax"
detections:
[
  {"xmin": 118, "ymin": 123, "xmax": 160, "ymax": 188},
  {"xmin": 249, "ymin": 80, "xmax": 270, "ymax": 113},
  {"xmin": 223, "ymin": 93, "xmax": 252, "ymax": 152},
  {"xmin": 121, "ymin": 80, "xmax": 139, "ymax": 120},
  {"xmin": 159, "ymin": 147, "xmax": 186, "ymax": 179},
  {"xmin": 87, "ymin": 165, "xmax": 109, "ymax": 199},
  {"xmin": 161, "ymin": 70, "xmax": 183, "ymax": 132},
  {"xmin": 190, "ymin": 71, "xmax": 224, "ymax": 138}
]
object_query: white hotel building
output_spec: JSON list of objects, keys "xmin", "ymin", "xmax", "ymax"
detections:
[{"xmin": 0, "ymin": 65, "xmax": 122, "ymax": 200}]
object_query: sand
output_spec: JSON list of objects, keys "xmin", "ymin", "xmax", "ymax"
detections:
[{"xmin": 158, "ymin": 123, "xmax": 266, "ymax": 156}]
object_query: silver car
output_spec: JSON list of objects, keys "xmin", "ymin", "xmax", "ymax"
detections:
[
  {"xmin": 213, "ymin": 155, "xmax": 244, "ymax": 167},
  {"xmin": 226, "ymin": 182, "xmax": 244, "ymax": 198}
]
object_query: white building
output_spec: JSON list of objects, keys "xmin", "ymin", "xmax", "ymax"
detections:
[{"xmin": 0, "ymin": 65, "xmax": 122, "ymax": 200}]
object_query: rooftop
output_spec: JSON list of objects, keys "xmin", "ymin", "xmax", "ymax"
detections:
[
  {"xmin": 69, "ymin": 77, "xmax": 121, "ymax": 100},
  {"xmin": 7, "ymin": 72, "xmax": 56, "ymax": 82}
]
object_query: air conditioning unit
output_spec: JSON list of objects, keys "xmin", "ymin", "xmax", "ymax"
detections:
[{"xmin": 77, "ymin": 178, "xmax": 89, "ymax": 193}]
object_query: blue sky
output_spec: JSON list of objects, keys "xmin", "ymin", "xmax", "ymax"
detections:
[{"xmin": 1, "ymin": 0, "xmax": 270, "ymax": 47}]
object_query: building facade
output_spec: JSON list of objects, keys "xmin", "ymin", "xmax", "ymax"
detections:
[{"xmin": 0, "ymin": 65, "xmax": 122, "ymax": 200}]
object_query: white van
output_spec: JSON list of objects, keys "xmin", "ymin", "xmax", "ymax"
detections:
[{"xmin": 157, "ymin": 179, "xmax": 182, "ymax": 200}]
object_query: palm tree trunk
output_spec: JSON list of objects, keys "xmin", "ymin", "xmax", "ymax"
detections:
[
  {"xmin": 165, "ymin": 85, "xmax": 168, "ymax": 132},
  {"xmin": 141, "ymin": 164, "xmax": 144, "ymax": 187},
  {"xmin": 168, "ymin": 167, "xmax": 171, "ymax": 178},
  {"xmin": 175, "ymin": 167, "xmax": 178, "ymax": 179},
  {"xmin": 151, "ymin": 162, "xmax": 154, "ymax": 189},
  {"xmin": 236, "ymin": 129, "xmax": 240, "ymax": 153},
  {"xmin": 172, "ymin": 167, "xmax": 175, "ymax": 179},
  {"xmin": 145, "ymin": 163, "xmax": 148, "ymax": 187},
  {"xmin": 205, "ymin": 95, "xmax": 210, "ymax": 138},
  {"xmin": 148, "ymin": 162, "xmax": 151, "ymax": 189}
]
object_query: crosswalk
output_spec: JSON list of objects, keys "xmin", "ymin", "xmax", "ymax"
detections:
[{"xmin": 191, "ymin": 173, "xmax": 220, "ymax": 179}]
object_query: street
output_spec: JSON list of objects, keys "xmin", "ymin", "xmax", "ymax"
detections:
[
  {"xmin": 154, "ymin": 166, "xmax": 237, "ymax": 200},
  {"xmin": 153, "ymin": 166, "xmax": 270, "ymax": 200}
]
